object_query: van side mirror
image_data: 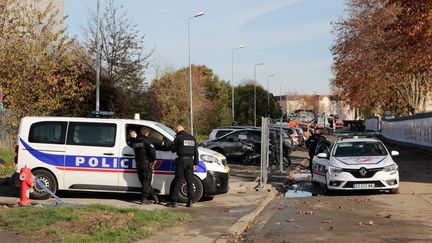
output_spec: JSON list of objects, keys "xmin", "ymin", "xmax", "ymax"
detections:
[
  {"xmin": 317, "ymin": 153, "xmax": 328, "ymax": 159},
  {"xmin": 391, "ymin": 150, "xmax": 399, "ymax": 156}
]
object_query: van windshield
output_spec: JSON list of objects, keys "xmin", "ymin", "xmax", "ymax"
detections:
[{"xmin": 155, "ymin": 123, "xmax": 176, "ymax": 138}]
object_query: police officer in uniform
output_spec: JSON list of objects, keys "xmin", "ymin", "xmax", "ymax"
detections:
[
  {"xmin": 167, "ymin": 125, "xmax": 198, "ymax": 208},
  {"xmin": 129, "ymin": 127, "xmax": 159, "ymax": 205},
  {"xmin": 306, "ymin": 128, "xmax": 331, "ymax": 177}
]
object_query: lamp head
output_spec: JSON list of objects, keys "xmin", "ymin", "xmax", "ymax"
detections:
[{"xmin": 195, "ymin": 11, "xmax": 204, "ymax": 17}]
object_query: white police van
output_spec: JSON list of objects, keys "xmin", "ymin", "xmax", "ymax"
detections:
[{"xmin": 13, "ymin": 117, "xmax": 230, "ymax": 202}]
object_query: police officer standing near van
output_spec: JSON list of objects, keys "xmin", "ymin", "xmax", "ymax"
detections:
[
  {"xmin": 167, "ymin": 125, "xmax": 198, "ymax": 208},
  {"xmin": 129, "ymin": 128, "xmax": 159, "ymax": 205}
]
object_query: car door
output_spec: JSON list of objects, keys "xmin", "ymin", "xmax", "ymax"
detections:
[
  {"xmin": 312, "ymin": 143, "xmax": 331, "ymax": 184},
  {"xmin": 119, "ymin": 123, "xmax": 174, "ymax": 193},
  {"xmin": 63, "ymin": 121, "xmax": 120, "ymax": 191},
  {"xmin": 223, "ymin": 130, "xmax": 248, "ymax": 157}
]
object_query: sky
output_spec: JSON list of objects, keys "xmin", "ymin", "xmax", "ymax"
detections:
[{"xmin": 65, "ymin": 0, "xmax": 346, "ymax": 95}]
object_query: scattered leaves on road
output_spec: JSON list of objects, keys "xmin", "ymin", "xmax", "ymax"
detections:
[
  {"xmin": 385, "ymin": 214, "xmax": 392, "ymax": 219},
  {"xmin": 286, "ymin": 218, "xmax": 295, "ymax": 222}
]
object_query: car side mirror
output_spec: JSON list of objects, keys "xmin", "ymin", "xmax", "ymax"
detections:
[
  {"xmin": 317, "ymin": 153, "xmax": 328, "ymax": 159},
  {"xmin": 391, "ymin": 150, "xmax": 399, "ymax": 156}
]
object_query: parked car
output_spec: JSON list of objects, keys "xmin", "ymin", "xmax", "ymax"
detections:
[
  {"xmin": 208, "ymin": 126, "xmax": 257, "ymax": 140},
  {"xmin": 335, "ymin": 119, "xmax": 344, "ymax": 129},
  {"xmin": 203, "ymin": 129, "xmax": 261, "ymax": 158},
  {"xmin": 312, "ymin": 136, "xmax": 399, "ymax": 194},
  {"xmin": 295, "ymin": 128, "xmax": 307, "ymax": 147},
  {"xmin": 271, "ymin": 125, "xmax": 299, "ymax": 150},
  {"xmin": 203, "ymin": 128, "xmax": 293, "ymax": 160}
]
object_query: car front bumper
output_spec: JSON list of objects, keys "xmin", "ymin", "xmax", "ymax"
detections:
[{"xmin": 326, "ymin": 170, "xmax": 399, "ymax": 190}]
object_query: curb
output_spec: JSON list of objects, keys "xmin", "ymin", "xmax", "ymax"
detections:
[{"xmin": 226, "ymin": 184, "xmax": 277, "ymax": 238}]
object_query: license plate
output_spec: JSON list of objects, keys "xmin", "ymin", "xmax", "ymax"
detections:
[{"xmin": 353, "ymin": 183, "xmax": 374, "ymax": 189}]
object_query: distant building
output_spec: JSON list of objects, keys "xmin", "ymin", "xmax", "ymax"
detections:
[{"xmin": 277, "ymin": 94, "xmax": 357, "ymax": 120}]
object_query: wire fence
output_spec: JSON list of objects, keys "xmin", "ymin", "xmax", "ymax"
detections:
[{"xmin": 0, "ymin": 110, "xmax": 18, "ymax": 148}]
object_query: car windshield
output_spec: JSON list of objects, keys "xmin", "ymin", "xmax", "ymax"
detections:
[
  {"xmin": 155, "ymin": 123, "xmax": 176, "ymax": 138},
  {"xmin": 333, "ymin": 141, "xmax": 388, "ymax": 157}
]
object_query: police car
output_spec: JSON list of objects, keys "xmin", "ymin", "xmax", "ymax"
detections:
[
  {"xmin": 311, "ymin": 134, "xmax": 399, "ymax": 194},
  {"xmin": 13, "ymin": 117, "xmax": 230, "ymax": 202}
]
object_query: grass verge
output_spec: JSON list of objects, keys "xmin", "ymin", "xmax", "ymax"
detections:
[
  {"xmin": 0, "ymin": 204, "xmax": 187, "ymax": 242},
  {"xmin": 0, "ymin": 147, "xmax": 15, "ymax": 177}
]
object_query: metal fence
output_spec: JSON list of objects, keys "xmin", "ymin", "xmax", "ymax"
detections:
[
  {"xmin": 0, "ymin": 110, "xmax": 18, "ymax": 148},
  {"xmin": 258, "ymin": 117, "xmax": 289, "ymax": 187}
]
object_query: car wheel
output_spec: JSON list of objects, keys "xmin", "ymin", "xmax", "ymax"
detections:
[
  {"xmin": 390, "ymin": 188, "xmax": 399, "ymax": 194},
  {"xmin": 242, "ymin": 152, "xmax": 255, "ymax": 165},
  {"xmin": 175, "ymin": 176, "xmax": 204, "ymax": 203},
  {"xmin": 31, "ymin": 169, "xmax": 57, "ymax": 200}
]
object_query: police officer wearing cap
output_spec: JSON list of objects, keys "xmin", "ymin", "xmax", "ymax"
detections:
[
  {"xmin": 167, "ymin": 125, "xmax": 198, "ymax": 208},
  {"xmin": 129, "ymin": 127, "xmax": 159, "ymax": 205}
]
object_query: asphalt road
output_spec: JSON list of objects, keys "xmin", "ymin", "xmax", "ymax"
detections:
[{"xmin": 241, "ymin": 139, "xmax": 432, "ymax": 243}]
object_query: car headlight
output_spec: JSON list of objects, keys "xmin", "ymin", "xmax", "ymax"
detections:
[
  {"xmin": 383, "ymin": 164, "xmax": 398, "ymax": 173},
  {"xmin": 328, "ymin": 166, "xmax": 343, "ymax": 176},
  {"xmin": 200, "ymin": 154, "xmax": 221, "ymax": 165}
]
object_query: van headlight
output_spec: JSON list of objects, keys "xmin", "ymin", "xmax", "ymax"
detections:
[
  {"xmin": 200, "ymin": 154, "xmax": 221, "ymax": 165},
  {"xmin": 328, "ymin": 166, "xmax": 343, "ymax": 176},
  {"xmin": 383, "ymin": 164, "xmax": 398, "ymax": 173}
]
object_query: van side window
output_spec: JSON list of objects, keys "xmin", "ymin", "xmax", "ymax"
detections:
[
  {"xmin": 29, "ymin": 122, "xmax": 67, "ymax": 144},
  {"xmin": 126, "ymin": 125, "xmax": 170, "ymax": 150},
  {"xmin": 67, "ymin": 122, "xmax": 116, "ymax": 147}
]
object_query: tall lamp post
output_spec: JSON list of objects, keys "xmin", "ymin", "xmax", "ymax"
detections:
[
  {"xmin": 253, "ymin": 62, "xmax": 264, "ymax": 127},
  {"xmin": 95, "ymin": 0, "xmax": 100, "ymax": 112},
  {"xmin": 188, "ymin": 11, "xmax": 204, "ymax": 135},
  {"xmin": 231, "ymin": 44, "xmax": 244, "ymax": 124},
  {"xmin": 266, "ymin": 74, "xmax": 275, "ymax": 118}
]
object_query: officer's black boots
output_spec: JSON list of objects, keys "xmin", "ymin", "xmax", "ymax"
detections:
[
  {"xmin": 153, "ymin": 194, "xmax": 160, "ymax": 204},
  {"xmin": 167, "ymin": 201, "xmax": 178, "ymax": 208},
  {"xmin": 140, "ymin": 197, "xmax": 153, "ymax": 205},
  {"xmin": 186, "ymin": 200, "xmax": 193, "ymax": 208}
]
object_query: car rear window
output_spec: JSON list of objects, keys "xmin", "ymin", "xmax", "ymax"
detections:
[
  {"xmin": 333, "ymin": 142, "xmax": 388, "ymax": 157},
  {"xmin": 29, "ymin": 121, "xmax": 67, "ymax": 144}
]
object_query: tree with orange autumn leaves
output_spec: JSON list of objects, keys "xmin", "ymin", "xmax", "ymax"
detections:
[
  {"xmin": 0, "ymin": 0, "xmax": 94, "ymax": 122},
  {"xmin": 332, "ymin": 0, "xmax": 432, "ymax": 116}
]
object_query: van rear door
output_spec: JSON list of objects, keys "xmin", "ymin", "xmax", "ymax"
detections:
[{"xmin": 63, "ymin": 121, "xmax": 120, "ymax": 191}]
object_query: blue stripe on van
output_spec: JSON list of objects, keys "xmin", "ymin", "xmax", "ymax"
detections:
[{"xmin": 19, "ymin": 138, "xmax": 206, "ymax": 173}]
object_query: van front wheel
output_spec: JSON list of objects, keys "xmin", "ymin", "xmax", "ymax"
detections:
[
  {"xmin": 31, "ymin": 169, "xmax": 57, "ymax": 200},
  {"xmin": 177, "ymin": 176, "xmax": 204, "ymax": 203}
]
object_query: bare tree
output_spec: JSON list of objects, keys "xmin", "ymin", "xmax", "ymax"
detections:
[{"xmin": 82, "ymin": 0, "xmax": 153, "ymax": 117}]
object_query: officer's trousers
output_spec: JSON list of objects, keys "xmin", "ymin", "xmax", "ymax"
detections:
[
  {"xmin": 171, "ymin": 157, "xmax": 194, "ymax": 202},
  {"xmin": 136, "ymin": 160, "xmax": 155, "ymax": 198}
]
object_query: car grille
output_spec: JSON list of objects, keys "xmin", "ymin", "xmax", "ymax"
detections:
[
  {"xmin": 343, "ymin": 167, "xmax": 383, "ymax": 178},
  {"xmin": 343, "ymin": 181, "xmax": 386, "ymax": 188}
]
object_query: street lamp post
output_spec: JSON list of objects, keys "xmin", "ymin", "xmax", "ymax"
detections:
[
  {"xmin": 95, "ymin": 0, "xmax": 100, "ymax": 112},
  {"xmin": 188, "ymin": 11, "xmax": 204, "ymax": 136},
  {"xmin": 253, "ymin": 62, "xmax": 264, "ymax": 127},
  {"xmin": 231, "ymin": 44, "xmax": 244, "ymax": 124},
  {"xmin": 266, "ymin": 74, "xmax": 275, "ymax": 118}
]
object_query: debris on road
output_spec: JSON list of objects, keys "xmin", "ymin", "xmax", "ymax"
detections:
[{"xmin": 322, "ymin": 220, "xmax": 332, "ymax": 223}]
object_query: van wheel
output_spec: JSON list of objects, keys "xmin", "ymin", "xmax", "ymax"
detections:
[
  {"xmin": 176, "ymin": 176, "xmax": 204, "ymax": 203},
  {"xmin": 31, "ymin": 169, "xmax": 57, "ymax": 200}
]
